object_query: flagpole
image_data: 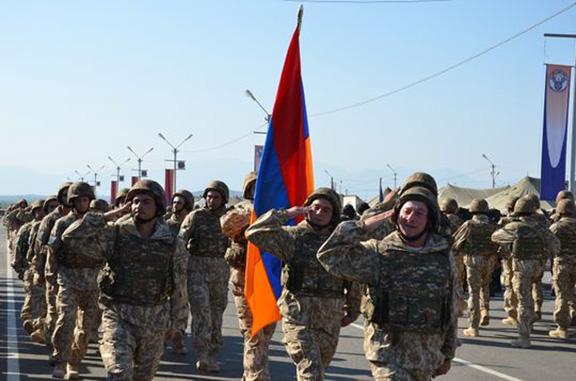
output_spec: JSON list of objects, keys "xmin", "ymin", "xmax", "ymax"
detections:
[{"xmin": 297, "ymin": 5, "xmax": 304, "ymax": 32}]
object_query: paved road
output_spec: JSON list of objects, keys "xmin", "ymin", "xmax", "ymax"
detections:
[{"xmin": 1, "ymin": 227, "xmax": 575, "ymax": 380}]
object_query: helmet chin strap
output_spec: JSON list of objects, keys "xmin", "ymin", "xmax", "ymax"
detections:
[
  {"xmin": 134, "ymin": 215, "xmax": 156, "ymax": 224},
  {"xmin": 305, "ymin": 217, "xmax": 331, "ymax": 231},
  {"xmin": 398, "ymin": 227, "xmax": 427, "ymax": 242}
]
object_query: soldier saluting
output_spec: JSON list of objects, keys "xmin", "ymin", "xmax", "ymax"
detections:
[{"xmin": 317, "ymin": 174, "xmax": 458, "ymax": 380}]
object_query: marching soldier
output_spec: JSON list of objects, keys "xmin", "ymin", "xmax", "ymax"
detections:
[
  {"xmin": 179, "ymin": 181, "xmax": 231, "ymax": 373},
  {"xmin": 246, "ymin": 187, "xmax": 361, "ymax": 380}
]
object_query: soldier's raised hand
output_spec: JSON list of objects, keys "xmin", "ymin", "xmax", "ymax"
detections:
[{"xmin": 285, "ymin": 206, "xmax": 311, "ymax": 220}]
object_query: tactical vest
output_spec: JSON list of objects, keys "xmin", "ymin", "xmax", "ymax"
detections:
[
  {"xmin": 100, "ymin": 228, "xmax": 175, "ymax": 306},
  {"xmin": 284, "ymin": 228, "xmax": 345, "ymax": 299},
  {"xmin": 511, "ymin": 223, "xmax": 546, "ymax": 260},
  {"xmin": 369, "ymin": 249, "xmax": 451, "ymax": 334},
  {"xmin": 187, "ymin": 210, "xmax": 229, "ymax": 258},
  {"xmin": 460, "ymin": 221, "xmax": 495, "ymax": 256},
  {"xmin": 553, "ymin": 221, "xmax": 576, "ymax": 260}
]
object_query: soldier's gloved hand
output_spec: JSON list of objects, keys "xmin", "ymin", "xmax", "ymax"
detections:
[
  {"xmin": 37, "ymin": 274, "xmax": 45, "ymax": 284},
  {"xmin": 164, "ymin": 328, "xmax": 176, "ymax": 342},
  {"xmin": 432, "ymin": 360, "xmax": 451, "ymax": 378},
  {"xmin": 17, "ymin": 272, "xmax": 24, "ymax": 280},
  {"xmin": 49, "ymin": 283, "xmax": 59, "ymax": 294}
]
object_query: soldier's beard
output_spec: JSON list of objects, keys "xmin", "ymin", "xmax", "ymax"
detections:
[
  {"xmin": 134, "ymin": 214, "xmax": 156, "ymax": 224},
  {"xmin": 306, "ymin": 217, "xmax": 331, "ymax": 231},
  {"xmin": 398, "ymin": 227, "xmax": 427, "ymax": 243}
]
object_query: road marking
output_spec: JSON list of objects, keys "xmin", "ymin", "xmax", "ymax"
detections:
[
  {"xmin": 5, "ymin": 242, "xmax": 21, "ymax": 381},
  {"xmin": 348, "ymin": 321, "xmax": 523, "ymax": 381}
]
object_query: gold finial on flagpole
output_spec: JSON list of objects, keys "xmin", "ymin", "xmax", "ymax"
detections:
[{"xmin": 297, "ymin": 5, "xmax": 304, "ymax": 32}]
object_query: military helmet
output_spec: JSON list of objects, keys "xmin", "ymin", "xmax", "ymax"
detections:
[
  {"xmin": 57, "ymin": 182, "xmax": 72, "ymax": 204},
  {"xmin": 527, "ymin": 194, "xmax": 541, "ymax": 209},
  {"xmin": 242, "ymin": 171, "xmax": 258, "ymax": 200},
  {"xmin": 512, "ymin": 197, "xmax": 536, "ymax": 216},
  {"xmin": 400, "ymin": 172, "xmax": 438, "ymax": 197},
  {"xmin": 114, "ymin": 188, "xmax": 130, "ymax": 207},
  {"xmin": 30, "ymin": 199, "xmax": 45, "ymax": 212},
  {"xmin": 393, "ymin": 186, "xmax": 440, "ymax": 233},
  {"xmin": 126, "ymin": 179, "xmax": 167, "ymax": 217},
  {"xmin": 469, "ymin": 198, "xmax": 489, "ymax": 214},
  {"xmin": 172, "ymin": 189, "xmax": 195, "ymax": 211},
  {"xmin": 304, "ymin": 187, "xmax": 342, "ymax": 227},
  {"xmin": 67, "ymin": 182, "xmax": 95, "ymax": 204},
  {"xmin": 203, "ymin": 180, "xmax": 229, "ymax": 204},
  {"xmin": 440, "ymin": 198, "xmax": 458, "ymax": 214},
  {"xmin": 43, "ymin": 196, "xmax": 58, "ymax": 213},
  {"xmin": 556, "ymin": 199, "xmax": 576, "ymax": 217},
  {"xmin": 505, "ymin": 196, "xmax": 520, "ymax": 212},
  {"xmin": 556, "ymin": 190, "xmax": 574, "ymax": 203},
  {"xmin": 90, "ymin": 199, "xmax": 111, "ymax": 213}
]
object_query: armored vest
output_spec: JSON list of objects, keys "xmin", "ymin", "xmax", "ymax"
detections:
[
  {"xmin": 510, "ymin": 222, "xmax": 546, "ymax": 260},
  {"xmin": 369, "ymin": 247, "xmax": 451, "ymax": 334},
  {"xmin": 100, "ymin": 226, "xmax": 175, "ymax": 306},
  {"xmin": 186, "ymin": 209, "xmax": 229, "ymax": 258},
  {"xmin": 284, "ymin": 227, "xmax": 345, "ymax": 299},
  {"xmin": 552, "ymin": 220, "xmax": 576, "ymax": 260},
  {"xmin": 459, "ymin": 220, "xmax": 496, "ymax": 256},
  {"xmin": 57, "ymin": 215, "xmax": 103, "ymax": 269},
  {"xmin": 38, "ymin": 208, "xmax": 65, "ymax": 245}
]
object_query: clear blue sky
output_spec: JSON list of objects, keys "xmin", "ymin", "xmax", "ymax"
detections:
[{"xmin": 1, "ymin": 0, "xmax": 575, "ymax": 200}]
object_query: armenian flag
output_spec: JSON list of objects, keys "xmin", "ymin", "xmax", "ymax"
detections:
[{"xmin": 245, "ymin": 7, "xmax": 314, "ymax": 336}]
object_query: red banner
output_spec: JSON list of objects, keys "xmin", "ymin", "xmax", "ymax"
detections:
[
  {"xmin": 165, "ymin": 169, "xmax": 174, "ymax": 207},
  {"xmin": 131, "ymin": 176, "xmax": 139, "ymax": 186},
  {"xmin": 110, "ymin": 180, "xmax": 117, "ymax": 205}
]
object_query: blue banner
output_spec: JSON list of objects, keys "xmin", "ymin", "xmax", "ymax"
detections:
[{"xmin": 541, "ymin": 64, "xmax": 571, "ymax": 201}]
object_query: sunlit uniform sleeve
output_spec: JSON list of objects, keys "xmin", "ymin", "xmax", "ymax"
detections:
[
  {"xmin": 441, "ymin": 252, "xmax": 459, "ymax": 361},
  {"xmin": 317, "ymin": 220, "xmax": 381, "ymax": 286},
  {"xmin": 245, "ymin": 209, "xmax": 296, "ymax": 263},
  {"xmin": 170, "ymin": 239, "xmax": 189, "ymax": 331}
]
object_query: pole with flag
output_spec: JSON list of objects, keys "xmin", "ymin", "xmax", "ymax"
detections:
[
  {"xmin": 245, "ymin": 6, "xmax": 315, "ymax": 336},
  {"xmin": 379, "ymin": 177, "xmax": 384, "ymax": 203}
]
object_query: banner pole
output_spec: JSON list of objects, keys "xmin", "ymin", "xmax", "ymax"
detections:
[{"xmin": 571, "ymin": 54, "xmax": 576, "ymax": 194}]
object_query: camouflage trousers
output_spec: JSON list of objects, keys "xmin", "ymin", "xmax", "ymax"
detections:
[
  {"xmin": 230, "ymin": 267, "xmax": 276, "ymax": 381},
  {"xmin": 464, "ymin": 255, "xmax": 496, "ymax": 328},
  {"xmin": 100, "ymin": 307, "xmax": 165, "ymax": 381},
  {"xmin": 533, "ymin": 268, "xmax": 544, "ymax": 315},
  {"xmin": 45, "ymin": 284, "xmax": 58, "ymax": 346},
  {"xmin": 20, "ymin": 269, "xmax": 34, "ymax": 326},
  {"xmin": 552, "ymin": 259, "xmax": 576, "ymax": 329},
  {"xmin": 52, "ymin": 286, "xmax": 99, "ymax": 365},
  {"xmin": 188, "ymin": 256, "xmax": 230, "ymax": 358},
  {"xmin": 502, "ymin": 258, "xmax": 518, "ymax": 320},
  {"xmin": 280, "ymin": 295, "xmax": 343, "ymax": 381},
  {"xmin": 512, "ymin": 259, "xmax": 543, "ymax": 339},
  {"xmin": 454, "ymin": 255, "xmax": 466, "ymax": 312},
  {"xmin": 369, "ymin": 361, "xmax": 434, "ymax": 381}
]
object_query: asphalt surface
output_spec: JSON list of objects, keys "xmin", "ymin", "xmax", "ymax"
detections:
[{"xmin": 1, "ymin": 227, "xmax": 575, "ymax": 380}]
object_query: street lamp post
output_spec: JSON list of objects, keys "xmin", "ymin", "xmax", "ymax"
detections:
[
  {"xmin": 108, "ymin": 156, "xmax": 130, "ymax": 192},
  {"xmin": 75, "ymin": 170, "xmax": 91, "ymax": 182},
  {"xmin": 325, "ymin": 170, "xmax": 335, "ymax": 190},
  {"xmin": 158, "ymin": 133, "xmax": 193, "ymax": 191},
  {"xmin": 482, "ymin": 154, "xmax": 500, "ymax": 188},
  {"xmin": 245, "ymin": 89, "xmax": 271, "ymax": 122},
  {"xmin": 127, "ymin": 146, "xmax": 154, "ymax": 180},
  {"xmin": 87, "ymin": 164, "xmax": 105, "ymax": 190},
  {"xmin": 386, "ymin": 164, "xmax": 398, "ymax": 188}
]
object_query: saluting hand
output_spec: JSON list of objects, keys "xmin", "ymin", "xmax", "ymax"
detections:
[
  {"xmin": 285, "ymin": 206, "xmax": 311, "ymax": 220},
  {"xmin": 104, "ymin": 202, "xmax": 132, "ymax": 222}
]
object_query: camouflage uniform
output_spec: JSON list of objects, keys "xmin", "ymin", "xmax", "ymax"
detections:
[
  {"xmin": 46, "ymin": 210, "xmax": 102, "ymax": 374},
  {"xmin": 441, "ymin": 198, "xmax": 466, "ymax": 315},
  {"xmin": 246, "ymin": 202, "xmax": 361, "ymax": 381},
  {"xmin": 36, "ymin": 204, "xmax": 70, "ymax": 357},
  {"xmin": 179, "ymin": 184, "xmax": 230, "ymax": 371},
  {"xmin": 491, "ymin": 199, "xmax": 560, "ymax": 348},
  {"xmin": 498, "ymin": 216, "xmax": 519, "ymax": 324},
  {"xmin": 221, "ymin": 172, "xmax": 277, "ymax": 381},
  {"xmin": 548, "ymin": 201, "xmax": 576, "ymax": 338},
  {"xmin": 63, "ymin": 204, "xmax": 188, "ymax": 379},
  {"xmin": 13, "ymin": 220, "xmax": 36, "ymax": 332},
  {"xmin": 26, "ymin": 220, "xmax": 48, "ymax": 339},
  {"xmin": 4, "ymin": 205, "xmax": 33, "ymax": 258},
  {"xmin": 453, "ymin": 205, "xmax": 497, "ymax": 335},
  {"xmin": 317, "ymin": 225, "xmax": 458, "ymax": 380}
]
